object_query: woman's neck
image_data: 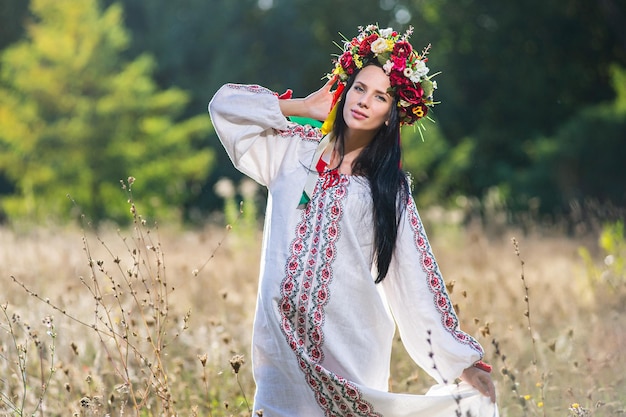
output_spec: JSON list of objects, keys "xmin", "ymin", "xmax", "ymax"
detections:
[{"xmin": 330, "ymin": 130, "xmax": 375, "ymax": 175}]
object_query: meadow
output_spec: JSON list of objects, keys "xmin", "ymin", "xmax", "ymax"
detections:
[{"xmin": 0, "ymin": 195, "xmax": 624, "ymax": 417}]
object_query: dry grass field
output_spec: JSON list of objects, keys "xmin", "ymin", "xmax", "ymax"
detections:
[{"xmin": 0, "ymin": 203, "xmax": 624, "ymax": 416}]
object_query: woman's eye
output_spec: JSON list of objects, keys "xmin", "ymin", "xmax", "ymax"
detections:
[
  {"xmin": 376, "ymin": 95, "xmax": 387, "ymax": 102},
  {"xmin": 354, "ymin": 85, "xmax": 364, "ymax": 92}
]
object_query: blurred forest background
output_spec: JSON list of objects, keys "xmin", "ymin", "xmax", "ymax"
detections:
[{"xmin": 1, "ymin": 0, "xmax": 625, "ymax": 226}]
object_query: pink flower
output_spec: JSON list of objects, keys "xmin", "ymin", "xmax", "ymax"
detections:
[{"xmin": 392, "ymin": 55, "xmax": 407, "ymax": 72}]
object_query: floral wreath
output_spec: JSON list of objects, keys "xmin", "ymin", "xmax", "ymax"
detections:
[{"xmin": 329, "ymin": 24, "xmax": 438, "ymax": 128}]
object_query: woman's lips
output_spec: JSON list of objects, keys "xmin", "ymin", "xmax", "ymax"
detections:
[{"xmin": 350, "ymin": 109, "xmax": 368, "ymax": 120}]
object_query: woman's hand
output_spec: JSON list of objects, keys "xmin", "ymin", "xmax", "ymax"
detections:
[
  {"xmin": 279, "ymin": 76, "xmax": 337, "ymax": 121},
  {"xmin": 460, "ymin": 365, "xmax": 496, "ymax": 403}
]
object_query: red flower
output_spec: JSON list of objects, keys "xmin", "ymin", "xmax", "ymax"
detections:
[
  {"xmin": 358, "ymin": 33, "xmax": 379, "ymax": 55},
  {"xmin": 311, "ymin": 327, "xmax": 321, "ymax": 343},
  {"xmin": 282, "ymin": 280, "xmax": 294, "ymax": 293},
  {"xmin": 357, "ymin": 401, "xmax": 371, "ymax": 413},
  {"xmin": 346, "ymin": 386, "xmax": 358, "ymax": 399},
  {"xmin": 314, "ymin": 310, "xmax": 322, "ymax": 322},
  {"xmin": 393, "ymin": 40, "xmax": 413, "ymax": 59},
  {"xmin": 339, "ymin": 52, "xmax": 355, "ymax": 75},
  {"xmin": 288, "ymin": 259, "xmax": 298, "ymax": 271},
  {"xmin": 398, "ymin": 84, "xmax": 424, "ymax": 104},
  {"xmin": 429, "ymin": 275, "xmax": 441, "ymax": 289},
  {"xmin": 389, "ymin": 70, "xmax": 409, "ymax": 87},
  {"xmin": 437, "ymin": 293, "xmax": 448, "ymax": 308},
  {"xmin": 317, "ymin": 287, "xmax": 328, "ymax": 302}
]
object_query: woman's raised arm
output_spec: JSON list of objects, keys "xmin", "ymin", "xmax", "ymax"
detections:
[{"xmin": 278, "ymin": 77, "xmax": 337, "ymax": 121}]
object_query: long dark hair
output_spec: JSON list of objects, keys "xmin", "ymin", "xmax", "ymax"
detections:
[{"xmin": 332, "ymin": 64, "xmax": 410, "ymax": 283}]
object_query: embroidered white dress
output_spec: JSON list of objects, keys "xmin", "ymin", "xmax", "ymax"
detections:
[{"xmin": 209, "ymin": 84, "xmax": 498, "ymax": 417}]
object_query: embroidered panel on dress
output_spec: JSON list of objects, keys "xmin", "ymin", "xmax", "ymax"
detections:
[
  {"xmin": 279, "ymin": 173, "xmax": 382, "ymax": 417},
  {"xmin": 226, "ymin": 83, "xmax": 274, "ymax": 95},
  {"xmin": 277, "ymin": 123, "xmax": 323, "ymax": 142},
  {"xmin": 405, "ymin": 197, "xmax": 484, "ymax": 355}
]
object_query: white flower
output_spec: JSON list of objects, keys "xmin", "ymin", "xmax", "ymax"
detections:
[
  {"xmin": 403, "ymin": 67, "xmax": 414, "ymax": 78},
  {"xmin": 382, "ymin": 60, "xmax": 394, "ymax": 75},
  {"xmin": 432, "ymin": 80, "xmax": 438, "ymax": 89},
  {"xmin": 371, "ymin": 38, "xmax": 389, "ymax": 54},
  {"xmin": 399, "ymin": 99, "xmax": 411, "ymax": 107},
  {"xmin": 379, "ymin": 27, "xmax": 394, "ymax": 38},
  {"xmin": 366, "ymin": 24, "xmax": 378, "ymax": 32},
  {"xmin": 413, "ymin": 60, "xmax": 430, "ymax": 78}
]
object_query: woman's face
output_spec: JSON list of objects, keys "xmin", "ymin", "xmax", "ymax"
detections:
[{"xmin": 342, "ymin": 65, "xmax": 393, "ymax": 135}]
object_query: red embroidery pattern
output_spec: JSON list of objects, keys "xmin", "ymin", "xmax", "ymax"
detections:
[
  {"xmin": 226, "ymin": 83, "xmax": 273, "ymax": 95},
  {"xmin": 279, "ymin": 176, "xmax": 382, "ymax": 417},
  {"xmin": 277, "ymin": 123, "xmax": 322, "ymax": 142},
  {"xmin": 405, "ymin": 197, "xmax": 484, "ymax": 355},
  {"xmin": 321, "ymin": 169, "xmax": 341, "ymax": 189}
]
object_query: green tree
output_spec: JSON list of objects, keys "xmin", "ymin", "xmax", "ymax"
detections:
[
  {"xmin": 0, "ymin": 0, "xmax": 214, "ymax": 224},
  {"xmin": 104, "ymin": 0, "xmax": 404, "ymax": 211},
  {"xmin": 520, "ymin": 66, "xmax": 626, "ymax": 216},
  {"xmin": 0, "ymin": 0, "xmax": 30, "ymax": 51},
  {"xmin": 404, "ymin": 0, "xmax": 626, "ymax": 212}
]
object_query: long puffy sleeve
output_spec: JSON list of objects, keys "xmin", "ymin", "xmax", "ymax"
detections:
[
  {"xmin": 209, "ymin": 84, "xmax": 319, "ymax": 187},
  {"xmin": 381, "ymin": 195, "xmax": 484, "ymax": 384}
]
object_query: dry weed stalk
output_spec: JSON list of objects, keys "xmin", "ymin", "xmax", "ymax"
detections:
[
  {"xmin": 7, "ymin": 177, "xmax": 249, "ymax": 416},
  {"xmin": 0, "ymin": 305, "xmax": 56, "ymax": 416},
  {"xmin": 425, "ymin": 330, "xmax": 465, "ymax": 417},
  {"xmin": 490, "ymin": 238, "xmax": 547, "ymax": 417}
]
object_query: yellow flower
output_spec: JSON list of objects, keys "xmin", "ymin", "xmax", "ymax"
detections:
[
  {"xmin": 332, "ymin": 66, "xmax": 345, "ymax": 77},
  {"xmin": 523, "ymin": 395, "xmax": 531, "ymax": 401},
  {"xmin": 412, "ymin": 106, "xmax": 425, "ymax": 118},
  {"xmin": 571, "ymin": 403, "xmax": 580, "ymax": 409},
  {"xmin": 537, "ymin": 402, "xmax": 544, "ymax": 408}
]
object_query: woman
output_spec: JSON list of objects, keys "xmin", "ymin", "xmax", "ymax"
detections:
[{"xmin": 209, "ymin": 24, "xmax": 498, "ymax": 417}]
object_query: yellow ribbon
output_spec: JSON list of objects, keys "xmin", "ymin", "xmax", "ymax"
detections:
[{"xmin": 320, "ymin": 101, "xmax": 339, "ymax": 135}]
